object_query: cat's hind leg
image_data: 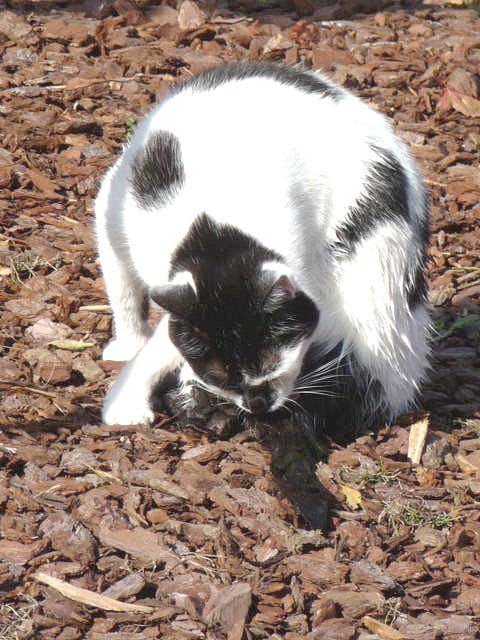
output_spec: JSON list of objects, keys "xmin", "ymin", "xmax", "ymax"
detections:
[
  {"xmin": 332, "ymin": 224, "xmax": 430, "ymax": 421},
  {"xmin": 95, "ymin": 165, "xmax": 152, "ymax": 362}
]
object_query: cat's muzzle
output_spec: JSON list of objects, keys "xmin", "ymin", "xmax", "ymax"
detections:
[{"xmin": 244, "ymin": 384, "xmax": 277, "ymax": 415}]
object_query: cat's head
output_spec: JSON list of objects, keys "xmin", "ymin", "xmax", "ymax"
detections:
[{"xmin": 151, "ymin": 265, "xmax": 319, "ymax": 415}]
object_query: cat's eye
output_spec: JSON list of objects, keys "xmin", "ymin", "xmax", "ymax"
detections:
[{"xmin": 206, "ymin": 358, "xmax": 230, "ymax": 384}]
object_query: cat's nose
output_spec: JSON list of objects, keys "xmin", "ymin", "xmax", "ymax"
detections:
[
  {"xmin": 247, "ymin": 395, "xmax": 269, "ymax": 414},
  {"xmin": 244, "ymin": 386, "xmax": 273, "ymax": 415}
]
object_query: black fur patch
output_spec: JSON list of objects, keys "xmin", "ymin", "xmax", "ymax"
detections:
[
  {"xmin": 332, "ymin": 148, "xmax": 430, "ymax": 309},
  {"xmin": 173, "ymin": 60, "xmax": 343, "ymax": 102},
  {"xmin": 407, "ymin": 196, "xmax": 430, "ymax": 309},
  {"xmin": 294, "ymin": 342, "xmax": 387, "ymax": 441},
  {"xmin": 131, "ymin": 130, "xmax": 185, "ymax": 208},
  {"xmin": 407, "ymin": 261, "xmax": 427, "ymax": 309},
  {"xmin": 169, "ymin": 213, "xmax": 280, "ymax": 279},
  {"xmin": 332, "ymin": 148, "xmax": 410, "ymax": 253},
  {"xmin": 141, "ymin": 291, "xmax": 150, "ymax": 321},
  {"xmin": 167, "ymin": 214, "xmax": 319, "ymax": 394}
]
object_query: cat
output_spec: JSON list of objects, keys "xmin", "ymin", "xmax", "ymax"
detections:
[{"xmin": 95, "ymin": 61, "xmax": 430, "ymax": 433}]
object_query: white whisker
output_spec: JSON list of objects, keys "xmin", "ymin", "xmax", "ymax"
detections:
[
  {"xmin": 296, "ymin": 349, "xmax": 353, "ymax": 385},
  {"xmin": 297, "ymin": 363, "xmax": 347, "ymax": 382},
  {"xmin": 296, "ymin": 389, "xmax": 343, "ymax": 399},
  {"xmin": 293, "ymin": 378, "xmax": 347, "ymax": 389},
  {"xmin": 285, "ymin": 397, "xmax": 306, "ymax": 414}
]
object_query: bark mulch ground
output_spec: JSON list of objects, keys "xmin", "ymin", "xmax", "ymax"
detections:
[{"xmin": 1, "ymin": 1, "xmax": 480, "ymax": 638}]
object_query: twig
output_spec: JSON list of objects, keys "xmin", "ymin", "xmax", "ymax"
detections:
[
  {"xmin": 78, "ymin": 304, "xmax": 111, "ymax": 313},
  {"xmin": 34, "ymin": 573, "xmax": 154, "ymax": 613},
  {"xmin": 0, "ymin": 380, "xmax": 58, "ymax": 399}
]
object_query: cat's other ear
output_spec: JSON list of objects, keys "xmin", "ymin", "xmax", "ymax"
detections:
[
  {"xmin": 151, "ymin": 284, "xmax": 196, "ymax": 316},
  {"xmin": 264, "ymin": 274, "xmax": 296, "ymax": 312},
  {"xmin": 264, "ymin": 272, "xmax": 319, "ymax": 337}
]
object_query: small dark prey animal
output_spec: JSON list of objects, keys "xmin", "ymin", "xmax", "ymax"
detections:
[{"xmin": 96, "ymin": 61, "xmax": 430, "ymax": 434}]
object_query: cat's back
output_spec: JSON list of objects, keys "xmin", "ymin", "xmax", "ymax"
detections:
[
  {"xmin": 99, "ymin": 62, "xmax": 423, "ymax": 283},
  {"xmin": 130, "ymin": 63, "xmax": 403, "ymax": 240},
  {"xmin": 144, "ymin": 62, "xmax": 387, "ymax": 167},
  {"xmin": 108, "ymin": 62, "xmax": 406, "ymax": 211}
]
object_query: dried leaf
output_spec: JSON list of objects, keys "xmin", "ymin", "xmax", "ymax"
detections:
[
  {"xmin": 437, "ymin": 89, "xmax": 480, "ymax": 117},
  {"xmin": 49, "ymin": 339, "xmax": 95, "ymax": 351},
  {"xmin": 339, "ymin": 483, "xmax": 362, "ymax": 510},
  {"xmin": 26, "ymin": 318, "xmax": 72, "ymax": 344}
]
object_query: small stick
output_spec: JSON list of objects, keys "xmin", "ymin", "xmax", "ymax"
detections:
[
  {"xmin": 34, "ymin": 572, "xmax": 154, "ymax": 613},
  {"xmin": 0, "ymin": 380, "xmax": 57, "ymax": 399},
  {"xmin": 78, "ymin": 304, "xmax": 111, "ymax": 313},
  {"xmin": 362, "ymin": 615, "xmax": 405, "ymax": 639}
]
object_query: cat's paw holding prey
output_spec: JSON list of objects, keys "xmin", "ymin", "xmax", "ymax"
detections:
[{"xmin": 102, "ymin": 382, "xmax": 154, "ymax": 425}]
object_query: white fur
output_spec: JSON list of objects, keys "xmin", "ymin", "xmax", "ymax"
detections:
[
  {"xmin": 244, "ymin": 341, "xmax": 311, "ymax": 412},
  {"xmin": 171, "ymin": 270, "xmax": 197, "ymax": 294},
  {"xmin": 102, "ymin": 316, "xmax": 183, "ymax": 425},
  {"xmin": 96, "ymin": 68, "xmax": 429, "ymax": 425}
]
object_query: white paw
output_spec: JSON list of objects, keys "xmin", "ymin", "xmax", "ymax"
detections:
[
  {"xmin": 102, "ymin": 381, "xmax": 154, "ymax": 425},
  {"xmin": 102, "ymin": 387, "xmax": 154, "ymax": 425},
  {"xmin": 102, "ymin": 336, "xmax": 148, "ymax": 362}
]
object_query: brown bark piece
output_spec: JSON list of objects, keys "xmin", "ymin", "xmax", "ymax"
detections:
[
  {"xmin": 98, "ymin": 526, "xmax": 177, "ymax": 567},
  {"xmin": 203, "ymin": 582, "xmax": 252, "ymax": 640}
]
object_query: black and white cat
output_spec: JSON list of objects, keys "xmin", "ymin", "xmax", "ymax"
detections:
[{"xmin": 95, "ymin": 61, "xmax": 430, "ymax": 431}]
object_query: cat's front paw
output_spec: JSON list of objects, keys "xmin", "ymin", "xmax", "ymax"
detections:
[
  {"xmin": 102, "ymin": 336, "xmax": 148, "ymax": 362},
  {"xmin": 102, "ymin": 397, "xmax": 154, "ymax": 425},
  {"xmin": 102, "ymin": 384, "xmax": 154, "ymax": 425}
]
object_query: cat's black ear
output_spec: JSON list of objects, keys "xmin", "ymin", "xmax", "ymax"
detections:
[
  {"xmin": 264, "ymin": 274, "xmax": 296, "ymax": 312},
  {"xmin": 151, "ymin": 284, "xmax": 196, "ymax": 316}
]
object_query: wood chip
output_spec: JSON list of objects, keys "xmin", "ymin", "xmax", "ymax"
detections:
[
  {"xmin": 78, "ymin": 304, "xmax": 112, "ymax": 312},
  {"xmin": 101, "ymin": 572, "xmax": 146, "ymax": 600},
  {"xmin": 362, "ymin": 615, "xmax": 405, "ymax": 639},
  {"xmin": 455, "ymin": 453, "xmax": 480, "ymax": 475},
  {"xmin": 203, "ymin": 582, "xmax": 252, "ymax": 640},
  {"xmin": 407, "ymin": 416, "xmax": 429, "ymax": 465},
  {"xmin": 34, "ymin": 572, "xmax": 154, "ymax": 613}
]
